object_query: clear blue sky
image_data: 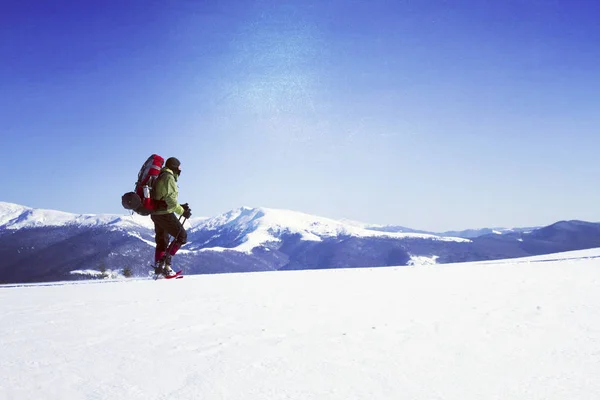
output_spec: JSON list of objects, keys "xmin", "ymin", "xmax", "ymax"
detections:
[{"xmin": 1, "ymin": 0, "xmax": 599, "ymax": 231}]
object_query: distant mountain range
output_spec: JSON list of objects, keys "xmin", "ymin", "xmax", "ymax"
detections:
[
  {"xmin": 2, "ymin": 201, "xmax": 600, "ymax": 284},
  {"xmin": 346, "ymin": 221, "xmax": 537, "ymax": 239}
]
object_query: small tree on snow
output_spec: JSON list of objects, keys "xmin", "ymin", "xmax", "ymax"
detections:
[{"xmin": 98, "ymin": 261, "xmax": 109, "ymax": 279}]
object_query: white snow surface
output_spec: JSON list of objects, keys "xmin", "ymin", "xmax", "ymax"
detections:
[
  {"xmin": 478, "ymin": 247, "xmax": 600, "ymax": 264},
  {"xmin": 408, "ymin": 254, "xmax": 439, "ymax": 265},
  {"xmin": 69, "ymin": 269, "xmax": 105, "ymax": 277},
  {"xmin": 2, "ymin": 250, "xmax": 600, "ymax": 399}
]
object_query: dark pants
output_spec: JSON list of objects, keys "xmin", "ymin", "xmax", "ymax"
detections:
[{"xmin": 151, "ymin": 213, "xmax": 187, "ymax": 262}]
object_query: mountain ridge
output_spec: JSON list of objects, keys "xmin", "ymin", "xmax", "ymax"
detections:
[
  {"xmin": 0, "ymin": 201, "xmax": 530, "ymax": 239},
  {"xmin": 2, "ymin": 201, "xmax": 600, "ymax": 284}
]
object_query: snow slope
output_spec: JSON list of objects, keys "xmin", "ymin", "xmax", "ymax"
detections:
[
  {"xmin": 2, "ymin": 250, "xmax": 599, "ymax": 399},
  {"xmin": 477, "ymin": 247, "xmax": 600, "ymax": 264}
]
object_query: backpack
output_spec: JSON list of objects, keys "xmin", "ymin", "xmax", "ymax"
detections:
[{"xmin": 121, "ymin": 154, "xmax": 168, "ymax": 216}]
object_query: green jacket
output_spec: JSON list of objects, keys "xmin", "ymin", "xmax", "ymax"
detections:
[{"xmin": 151, "ymin": 168, "xmax": 184, "ymax": 215}]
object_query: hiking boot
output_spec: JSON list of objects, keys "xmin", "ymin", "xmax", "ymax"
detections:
[
  {"xmin": 153, "ymin": 259, "xmax": 165, "ymax": 275},
  {"xmin": 162, "ymin": 255, "xmax": 176, "ymax": 277},
  {"xmin": 163, "ymin": 265, "xmax": 176, "ymax": 277}
]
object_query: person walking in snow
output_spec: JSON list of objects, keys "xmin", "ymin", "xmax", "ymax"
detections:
[{"xmin": 151, "ymin": 157, "xmax": 192, "ymax": 276}]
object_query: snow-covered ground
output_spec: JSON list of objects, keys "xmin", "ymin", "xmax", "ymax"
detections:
[{"xmin": 2, "ymin": 250, "xmax": 600, "ymax": 400}]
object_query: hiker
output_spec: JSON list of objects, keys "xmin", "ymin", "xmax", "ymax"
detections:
[{"xmin": 150, "ymin": 157, "xmax": 192, "ymax": 276}]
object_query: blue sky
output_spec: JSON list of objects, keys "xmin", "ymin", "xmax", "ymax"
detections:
[{"xmin": 1, "ymin": 0, "xmax": 599, "ymax": 231}]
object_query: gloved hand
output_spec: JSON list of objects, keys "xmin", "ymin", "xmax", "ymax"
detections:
[
  {"xmin": 183, "ymin": 208, "xmax": 192, "ymax": 219},
  {"xmin": 181, "ymin": 203, "xmax": 190, "ymax": 212}
]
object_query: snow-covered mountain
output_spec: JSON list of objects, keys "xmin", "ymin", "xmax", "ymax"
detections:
[
  {"xmin": 0, "ymin": 201, "xmax": 124, "ymax": 229},
  {"xmin": 0, "ymin": 201, "xmax": 207, "ymax": 231},
  {"xmin": 363, "ymin": 222, "xmax": 538, "ymax": 239},
  {"xmin": 340, "ymin": 217, "xmax": 539, "ymax": 239},
  {"xmin": 190, "ymin": 206, "xmax": 468, "ymax": 254},
  {"xmin": 2, "ymin": 249, "xmax": 600, "ymax": 399},
  {"xmin": 2, "ymin": 201, "xmax": 600, "ymax": 284},
  {"xmin": 438, "ymin": 226, "xmax": 538, "ymax": 238}
]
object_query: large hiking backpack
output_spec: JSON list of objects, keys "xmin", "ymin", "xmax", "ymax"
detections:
[{"xmin": 121, "ymin": 154, "xmax": 167, "ymax": 216}]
